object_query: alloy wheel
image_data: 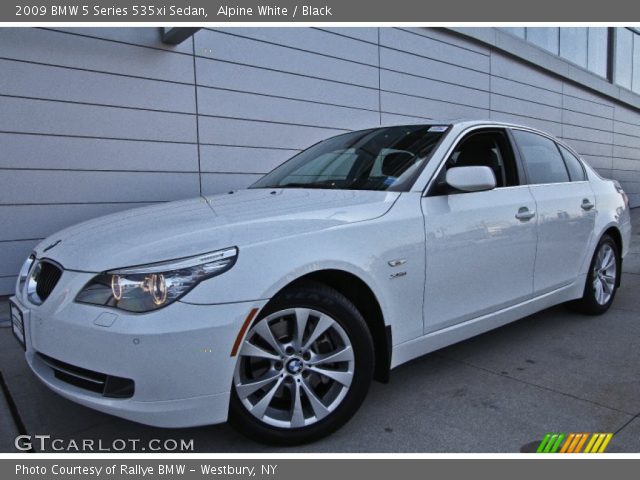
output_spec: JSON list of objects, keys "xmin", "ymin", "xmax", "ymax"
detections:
[
  {"xmin": 592, "ymin": 243, "xmax": 617, "ymax": 305},
  {"xmin": 234, "ymin": 308, "xmax": 355, "ymax": 429}
]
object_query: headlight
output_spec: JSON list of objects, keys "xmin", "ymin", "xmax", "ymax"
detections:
[
  {"xmin": 75, "ymin": 247, "xmax": 238, "ymax": 313},
  {"xmin": 16, "ymin": 254, "xmax": 35, "ymax": 296}
]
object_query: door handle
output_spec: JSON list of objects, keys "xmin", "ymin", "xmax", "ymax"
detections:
[
  {"xmin": 581, "ymin": 199, "xmax": 595, "ymax": 211},
  {"xmin": 515, "ymin": 207, "xmax": 536, "ymax": 221}
]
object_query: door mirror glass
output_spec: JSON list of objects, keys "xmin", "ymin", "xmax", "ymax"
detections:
[{"xmin": 446, "ymin": 166, "xmax": 496, "ymax": 192}]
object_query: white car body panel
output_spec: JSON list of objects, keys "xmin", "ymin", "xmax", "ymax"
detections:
[
  {"xmin": 528, "ymin": 181, "xmax": 596, "ymax": 294},
  {"xmin": 421, "ymin": 185, "xmax": 537, "ymax": 333},
  {"xmin": 33, "ymin": 189, "xmax": 399, "ymax": 272},
  {"xmin": 11, "ymin": 120, "xmax": 631, "ymax": 428}
]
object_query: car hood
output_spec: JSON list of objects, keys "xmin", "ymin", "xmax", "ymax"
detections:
[{"xmin": 34, "ymin": 188, "xmax": 400, "ymax": 272}]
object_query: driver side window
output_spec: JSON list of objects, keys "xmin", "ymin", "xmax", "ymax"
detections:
[{"xmin": 430, "ymin": 130, "xmax": 519, "ymax": 195}]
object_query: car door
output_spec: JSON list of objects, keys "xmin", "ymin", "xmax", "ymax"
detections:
[
  {"xmin": 511, "ymin": 129, "xmax": 596, "ymax": 295},
  {"xmin": 421, "ymin": 129, "xmax": 537, "ymax": 334}
]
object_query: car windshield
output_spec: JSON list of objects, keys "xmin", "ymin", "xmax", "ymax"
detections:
[{"xmin": 250, "ymin": 125, "xmax": 448, "ymax": 192}]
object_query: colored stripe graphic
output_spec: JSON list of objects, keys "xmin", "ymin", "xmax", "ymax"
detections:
[{"xmin": 537, "ymin": 433, "xmax": 613, "ymax": 453}]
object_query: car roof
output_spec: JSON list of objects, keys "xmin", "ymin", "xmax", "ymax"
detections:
[{"xmin": 345, "ymin": 120, "xmax": 582, "ymax": 158}]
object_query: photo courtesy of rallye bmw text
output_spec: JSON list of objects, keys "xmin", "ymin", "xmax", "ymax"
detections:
[{"xmin": 1, "ymin": 0, "xmax": 640, "ymax": 478}]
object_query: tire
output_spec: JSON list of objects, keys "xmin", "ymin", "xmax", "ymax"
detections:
[
  {"xmin": 569, "ymin": 234, "xmax": 620, "ymax": 315},
  {"xmin": 229, "ymin": 281, "xmax": 374, "ymax": 445}
]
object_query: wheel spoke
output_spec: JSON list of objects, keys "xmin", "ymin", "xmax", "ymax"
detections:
[
  {"xmin": 601, "ymin": 277, "xmax": 613, "ymax": 294},
  {"xmin": 294, "ymin": 308, "xmax": 311, "ymax": 350},
  {"xmin": 601, "ymin": 248, "xmax": 614, "ymax": 270},
  {"xmin": 308, "ymin": 366, "xmax": 353, "ymax": 387},
  {"xmin": 235, "ymin": 370, "xmax": 280, "ymax": 399},
  {"xmin": 594, "ymin": 280, "xmax": 605, "ymax": 304},
  {"xmin": 302, "ymin": 314, "xmax": 334, "ymax": 352},
  {"xmin": 290, "ymin": 382, "xmax": 305, "ymax": 428},
  {"xmin": 240, "ymin": 341, "xmax": 281, "ymax": 361},
  {"xmin": 252, "ymin": 320, "xmax": 285, "ymax": 356},
  {"xmin": 300, "ymin": 378, "xmax": 330, "ymax": 421},
  {"xmin": 250, "ymin": 376, "xmax": 284, "ymax": 419},
  {"xmin": 308, "ymin": 345, "xmax": 354, "ymax": 366}
]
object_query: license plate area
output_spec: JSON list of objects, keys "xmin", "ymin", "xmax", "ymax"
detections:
[{"xmin": 10, "ymin": 299, "xmax": 26, "ymax": 351}]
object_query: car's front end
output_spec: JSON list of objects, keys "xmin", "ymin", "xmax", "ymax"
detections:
[
  {"xmin": 8, "ymin": 183, "xmax": 402, "ymax": 429},
  {"xmin": 10, "ymin": 246, "xmax": 267, "ymax": 427}
]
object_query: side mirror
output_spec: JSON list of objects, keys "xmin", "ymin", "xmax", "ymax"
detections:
[{"xmin": 445, "ymin": 166, "xmax": 496, "ymax": 193}]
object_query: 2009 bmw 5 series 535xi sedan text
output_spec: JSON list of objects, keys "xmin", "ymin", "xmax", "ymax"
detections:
[{"xmin": 10, "ymin": 120, "xmax": 632, "ymax": 444}]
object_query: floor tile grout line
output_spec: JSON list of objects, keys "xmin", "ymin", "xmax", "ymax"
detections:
[
  {"xmin": 613, "ymin": 411, "xmax": 640, "ymax": 435},
  {"xmin": 0, "ymin": 371, "xmax": 33, "ymax": 452},
  {"xmin": 434, "ymin": 353, "xmax": 636, "ymax": 417}
]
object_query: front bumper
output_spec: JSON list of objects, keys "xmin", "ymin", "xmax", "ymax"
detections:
[{"xmin": 11, "ymin": 273, "xmax": 266, "ymax": 428}]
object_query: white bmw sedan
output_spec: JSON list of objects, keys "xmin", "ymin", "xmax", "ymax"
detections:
[{"xmin": 10, "ymin": 120, "xmax": 631, "ymax": 444}]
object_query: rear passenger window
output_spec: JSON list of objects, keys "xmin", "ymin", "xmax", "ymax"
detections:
[
  {"xmin": 512, "ymin": 130, "xmax": 570, "ymax": 184},
  {"xmin": 558, "ymin": 144, "xmax": 586, "ymax": 181}
]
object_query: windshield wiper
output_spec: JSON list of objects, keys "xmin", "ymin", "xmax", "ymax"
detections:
[{"xmin": 276, "ymin": 182, "xmax": 339, "ymax": 189}]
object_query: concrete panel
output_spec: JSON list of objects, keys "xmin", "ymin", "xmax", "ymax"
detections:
[
  {"xmin": 0, "ymin": 133, "xmax": 199, "ymax": 172},
  {"xmin": 315, "ymin": 27, "xmax": 378, "ymax": 44},
  {"xmin": 380, "ymin": 48, "xmax": 490, "ymax": 91},
  {"xmin": 0, "ymin": 59, "xmax": 196, "ymax": 113},
  {"xmin": 564, "ymin": 124, "xmax": 614, "ymax": 145},
  {"xmin": 0, "ymin": 171, "xmax": 200, "ymax": 204},
  {"xmin": 197, "ymin": 87, "xmax": 379, "ymax": 130},
  {"xmin": 0, "ymin": 277, "xmax": 17, "ymax": 295},
  {"xmin": 198, "ymin": 116, "xmax": 346, "ymax": 150},
  {"xmin": 614, "ymin": 132, "xmax": 640, "ymax": 149},
  {"xmin": 490, "ymin": 111, "xmax": 563, "ymax": 137},
  {"xmin": 380, "ymin": 112, "xmax": 433, "ymax": 125},
  {"xmin": 0, "ymin": 28, "xmax": 194, "ymax": 84},
  {"xmin": 401, "ymin": 27, "xmax": 491, "ymax": 55},
  {"xmin": 0, "ymin": 97, "xmax": 196, "ymax": 143},
  {"xmin": 0, "ymin": 240, "xmax": 40, "ymax": 277},
  {"xmin": 562, "ymin": 94, "xmax": 614, "ymax": 119},
  {"xmin": 380, "ymin": 70, "xmax": 489, "ymax": 109},
  {"xmin": 562, "ymin": 82, "xmax": 615, "ymax": 107},
  {"xmin": 612, "ymin": 157, "xmax": 640, "ymax": 171},
  {"xmin": 211, "ymin": 28, "xmax": 379, "ymax": 66},
  {"xmin": 201, "ymin": 173, "xmax": 264, "ymax": 195},
  {"xmin": 380, "ymin": 28, "xmax": 490, "ymax": 72},
  {"xmin": 570, "ymin": 139, "xmax": 614, "ymax": 157},
  {"xmin": 562, "ymin": 109, "xmax": 614, "ymax": 133},
  {"xmin": 582, "ymin": 154, "xmax": 614, "ymax": 170},
  {"xmin": 0, "ymin": 203, "xmax": 155, "ymax": 242},
  {"xmin": 614, "ymin": 104, "xmax": 640, "ymax": 124},
  {"xmin": 200, "ymin": 145, "xmax": 297, "ymax": 174},
  {"xmin": 491, "ymin": 52, "xmax": 563, "ymax": 92},
  {"xmin": 195, "ymin": 57, "xmax": 378, "ymax": 110},
  {"xmin": 50, "ymin": 27, "xmax": 194, "ymax": 54},
  {"xmin": 491, "ymin": 94, "xmax": 562, "ymax": 122},
  {"xmin": 381, "ymin": 91, "xmax": 488, "ymax": 120},
  {"xmin": 613, "ymin": 121, "xmax": 640, "ymax": 138},
  {"xmin": 614, "ymin": 145, "xmax": 640, "ymax": 161},
  {"xmin": 195, "ymin": 29, "xmax": 378, "ymax": 89},
  {"xmin": 491, "ymin": 76, "xmax": 562, "ymax": 108}
]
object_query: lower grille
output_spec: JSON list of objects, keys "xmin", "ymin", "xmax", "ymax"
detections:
[
  {"xmin": 34, "ymin": 261, "xmax": 62, "ymax": 301},
  {"xmin": 37, "ymin": 353, "xmax": 135, "ymax": 399}
]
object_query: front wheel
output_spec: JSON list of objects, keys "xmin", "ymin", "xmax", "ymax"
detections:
[
  {"xmin": 229, "ymin": 282, "xmax": 374, "ymax": 445},
  {"xmin": 570, "ymin": 235, "xmax": 620, "ymax": 315}
]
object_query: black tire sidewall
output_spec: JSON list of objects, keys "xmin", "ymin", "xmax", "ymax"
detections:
[
  {"xmin": 229, "ymin": 282, "xmax": 375, "ymax": 445},
  {"xmin": 581, "ymin": 235, "xmax": 620, "ymax": 314}
]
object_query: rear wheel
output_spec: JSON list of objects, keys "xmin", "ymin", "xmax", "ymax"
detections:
[
  {"xmin": 229, "ymin": 282, "xmax": 374, "ymax": 445},
  {"xmin": 570, "ymin": 235, "xmax": 620, "ymax": 315}
]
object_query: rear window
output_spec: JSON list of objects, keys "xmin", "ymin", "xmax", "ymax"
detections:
[
  {"xmin": 512, "ymin": 130, "xmax": 570, "ymax": 184},
  {"xmin": 558, "ymin": 144, "xmax": 587, "ymax": 181}
]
